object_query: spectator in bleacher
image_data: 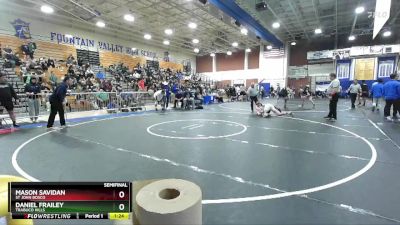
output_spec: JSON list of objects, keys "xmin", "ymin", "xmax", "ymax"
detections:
[
  {"xmin": 47, "ymin": 76, "xmax": 73, "ymax": 128},
  {"xmin": 47, "ymin": 57, "xmax": 55, "ymax": 68},
  {"xmin": 24, "ymin": 76, "xmax": 41, "ymax": 122},
  {"xmin": 0, "ymin": 71, "xmax": 19, "ymax": 127},
  {"xmin": 371, "ymin": 79, "xmax": 384, "ymax": 112},
  {"xmin": 67, "ymin": 65, "xmax": 75, "ymax": 76},
  {"xmin": 2, "ymin": 45, "xmax": 19, "ymax": 68},
  {"xmin": 66, "ymin": 54, "xmax": 75, "ymax": 66},
  {"xmin": 49, "ymin": 71, "xmax": 58, "ymax": 90},
  {"xmin": 102, "ymin": 80, "xmax": 113, "ymax": 92},
  {"xmin": 40, "ymin": 58, "xmax": 48, "ymax": 71},
  {"xmin": 383, "ymin": 73, "xmax": 400, "ymax": 121},
  {"xmin": 2, "ymin": 45, "xmax": 13, "ymax": 60}
]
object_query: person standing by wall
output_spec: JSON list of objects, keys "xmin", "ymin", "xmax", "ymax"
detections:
[
  {"xmin": 371, "ymin": 79, "xmax": 384, "ymax": 112},
  {"xmin": 324, "ymin": 73, "xmax": 341, "ymax": 122},
  {"xmin": 24, "ymin": 76, "xmax": 41, "ymax": 122},
  {"xmin": 347, "ymin": 79, "xmax": 361, "ymax": 109},
  {"xmin": 247, "ymin": 83, "xmax": 258, "ymax": 113},
  {"xmin": 162, "ymin": 81, "xmax": 171, "ymax": 109},
  {"xmin": 359, "ymin": 80, "xmax": 369, "ymax": 106},
  {"xmin": 0, "ymin": 72, "xmax": 19, "ymax": 127},
  {"xmin": 47, "ymin": 76, "xmax": 73, "ymax": 128},
  {"xmin": 383, "ymin": 73, "xmax": 400, "ymax": 121}
]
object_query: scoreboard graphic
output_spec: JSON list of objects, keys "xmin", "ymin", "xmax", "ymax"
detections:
[{"xmin": 8, "ymin": 182, "xmax": 131, "ymax": 220}]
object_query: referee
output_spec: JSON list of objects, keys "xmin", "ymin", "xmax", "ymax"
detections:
[
  {"xmin": 47, "ymin": 76, "xmax": 73, "ymax": 128},
  {"xmin": 247, "ymin": 83, "xmax": 258, "ymax": 112}
]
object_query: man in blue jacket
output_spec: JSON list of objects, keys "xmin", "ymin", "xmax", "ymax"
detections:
[
  {"xmin": 47, "ymin": 76, "xmax": 73, "ymax": 128},
  {"xmin": 371, "ymin": 78, "xmax": 384, "ymax": 112},
  {"xmin": 383, "ymin": 73, "xmax": 400, "ymax": 120}
]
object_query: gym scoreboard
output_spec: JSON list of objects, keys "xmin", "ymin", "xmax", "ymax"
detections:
[{"xmin": 8, "ymin": 182, "xmax": 131, "ymax": 220}]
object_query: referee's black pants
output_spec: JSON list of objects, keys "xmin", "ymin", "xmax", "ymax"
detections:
[
  {"xmin": 250, "ymin": 96, "xmax": 258, "ymax": 112},
  {"xmin": 47, "ymin": 101, "xmax": 65, "ymax": 128}
]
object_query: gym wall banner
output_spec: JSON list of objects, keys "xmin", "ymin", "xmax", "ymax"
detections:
[
  {"xmin": 10, "ymin": 19, "xmax": 31, "ymax": 39},
  {"xmin": 336, "ymin": 60, "xmax": 351, "ymax": 79},
  {"xmin": 355, "ymin": 58, "xmax": 375, "ymax": 80},
  {"xmin": 377, "ymin": 56, "xmax": 396, "ymax": 78},
  {"xmin": 49, "ymin": 32, "xmax": 157, "ymax": 58},
  {"xmin": 307, "ymin": 50, "xmax": 333, "ymax": 60}
]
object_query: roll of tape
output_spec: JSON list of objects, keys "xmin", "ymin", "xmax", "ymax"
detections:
[
  {"xmin": 0, "ymin": 175, "xmax": 34, "ymax": 225},
  {"xmin": 136, "ymin": 179, "xmax": 202, "ymax": 225}
]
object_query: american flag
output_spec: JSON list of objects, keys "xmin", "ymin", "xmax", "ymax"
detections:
[{"xmin": 263, "ymin": 46, "xmax": 285, "ymax": 58}]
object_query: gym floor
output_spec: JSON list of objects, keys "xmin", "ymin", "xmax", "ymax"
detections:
[{"xmin": 1, "ymin": 99, "xmax": 400, "ymax": 224}]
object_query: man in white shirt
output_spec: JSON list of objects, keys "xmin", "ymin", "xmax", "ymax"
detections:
[
  {"xmin": 324, "ymin": 73, "xmax": 341, "ymax": 121},
  {"xmin": 347, "ymin": 79, "xmax": 361, "ymax": 109}
]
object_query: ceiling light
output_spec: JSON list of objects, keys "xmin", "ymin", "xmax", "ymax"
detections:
[
  {"xmin": 355, "ymin": 6, "xmax": 365, "ymax": 14},
  {"xmin": 245, "ymin": 48, "xmax": 251, "ymax": 53},
  {"xmin": 144, "ymin": 34, "xmax": 152, "ymax": 40},
  {"xmin": 210, "ymin": 53, "xmax": 215, "ymax": 57},
  {"xmin": 192, "ymin": 39, "xmax": 199, "ymax": 44},
  {"xmin": 194, "ymin": 48, "xmax": 200, "ymax": 53},
  {"xmin": 266, "ymin": 45, "xmax": 272, "ymax": 50},
  {"xmin": 383, "ymin": 31, "xmax": 392, "ymax": 37},
  {"xmin": 163, "ymin": 40, "xmax": 170, "ymax": 45},
  {"xmin": 348, "ymin": 35, "xmax": 356, "ymax": 41},
  {"xmin": 232, "ymin": 42, "xmax": 239, "ymax": 47},
  {"xmin": 240, "ymin": 28, "xmax": 248, "ymax": 35},
  {"xmin": 165, "ymin": 29, "xmax": 173, "ymax": 35},
  {"xmin": 65, "ymin": 34, "xmax": 73, "ymax": 38},
  {"xmin": 124, "ymin": 14, "xmax": 134, "ymax": 22},
  {"xmin": 227, "ymin": 51, "xmax": 232, "ymax": 55},
  {"xmin": 41, "ymin": 5, "xmax": 54, "ymax": 14},
  {"xmin": 291, "ymin": 41, "xmax": 296, "ymax": 46},
  {"xmin": 315, "ymin": 28, "xmax": 322, "ymax": 34},
  {"xmin": 188, "ymin": 22, "xmax": 197, "ymax": 29},
  {"xmin": 96, "ymin": 21, "xmax": 105, "ymax": 28},
  {"xmin": 272, "ymin": 22, "xmax": 280, "ymax": 28}
]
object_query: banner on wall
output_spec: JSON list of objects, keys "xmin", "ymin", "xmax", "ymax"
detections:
[
  {"xmin": 263, "ymin": 46, "xmax": 284, "ymax": 58},
  {"xmin": 49, "ymin": 32, "xmax": 157, "ymax": 59},
  {"xmin": 307, "ymin": 50, "xmax": 333, "ymax": 60},
  {"xmin": 333, "ymin": 49, "xmax": 351, "ymax": 60},
  {"xmin": 336, "ymin": 60, "xmax": 351, "ymax": 79},
  {"xmin": 289, "ymin": 65, "xmax": 308, "ymax": 77},
  {"xmin": 10, "ymin": 19, "xmax": 31, "ymax": 39},
  {"xmin": 307, "ymin": 45, "xmax": 399, "ymax": 60},
  {"xmin": 377, "ymin": 57, "xmax": 396, "ymax": 78},
  {"xmin": 355, "ymin": 58, "xmax": 375, "ymax": 80}
]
